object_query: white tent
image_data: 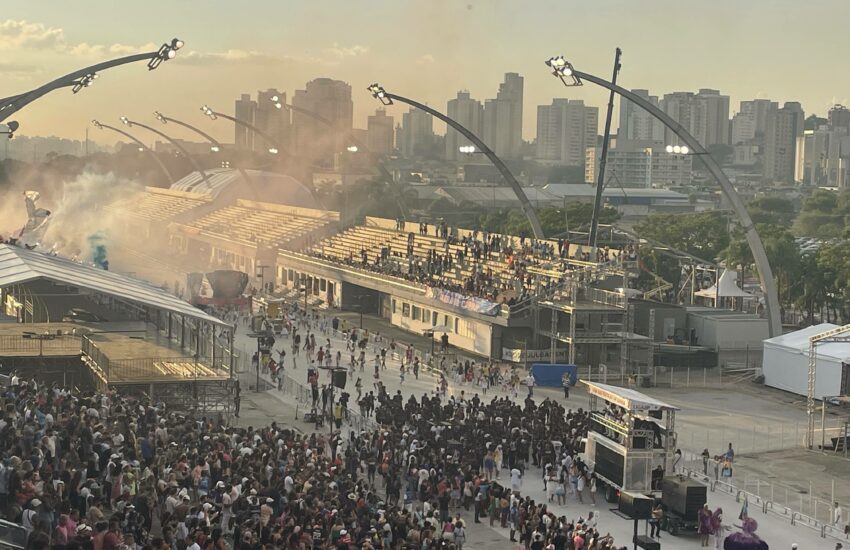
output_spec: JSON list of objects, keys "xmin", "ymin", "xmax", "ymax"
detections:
[
  {"xmin": 762, "ymin": 323, "xmax": 848, "ymax": 399},
  {"xmin": 695, "ymin": 269, "xmax": 754, "ymax": 299}
]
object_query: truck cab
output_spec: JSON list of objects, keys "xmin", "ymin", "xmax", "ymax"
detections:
[{"xmin": 580, "ymin": 381, "xmax": 679, "ymax": 502}]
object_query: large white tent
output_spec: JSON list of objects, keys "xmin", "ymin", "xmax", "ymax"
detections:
[{"xmin": 762, "ymin": 323, "xmax": 848, "ymax": 399}]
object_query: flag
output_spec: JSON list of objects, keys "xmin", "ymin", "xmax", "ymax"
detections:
[{"xmin": 739, "ymin": 494, "xmax": 749, "ymax": 520}]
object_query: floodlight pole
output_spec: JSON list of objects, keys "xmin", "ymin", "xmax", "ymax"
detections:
[
  {"xmin": 91, "ymin": 120, "xmax": 174, "ymax": 184},
  {"xmin": 202, "ymin": 107, "xmax": 323, "ymax": 207},
  {"xmin": 376, "ymin": 90, "xmax": 544, "ymax": 239},
  {"xmin": 1, "ymin": 40, "xmax": 182, "ymax": 123},
  {"xmin": 121, "ymin": 118, "xmax": 213, "ymax": 188},
  {"xmin": 589, "ymin": 48, "xmax": 621, "ymax": 248},
  {"xmin": 553, "ymin": 63, "xmax": 781, "ymax": 338}
]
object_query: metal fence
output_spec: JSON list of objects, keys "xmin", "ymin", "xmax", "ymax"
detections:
[
  {"xmin": 0, "ymin": 333, "xmax": 82, "ymax": 356},
  {"xmin": 680, "ymin": 458, "xmax": 848, "ymax": 542}
]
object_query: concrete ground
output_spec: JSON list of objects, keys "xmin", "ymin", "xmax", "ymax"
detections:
[{"xmin": 227, "ymin": 308, "xmax": 850, "ymax": 549}]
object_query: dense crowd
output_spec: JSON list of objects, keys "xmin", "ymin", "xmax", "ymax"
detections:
[
  {"xmin": 0, "ymin": 358, "xmax": 634, "ymax": 550},
  {"xmin": 308, "ymin": 222, "xmax": 639, "ymax": 309}
]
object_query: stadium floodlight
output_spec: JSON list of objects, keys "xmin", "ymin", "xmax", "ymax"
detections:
[
  {"xmin": 268, "ymin": 147, "xmax": 279, "ymax": 155},
  {"xmin": 137, "ymin": 147, "xmax": 144, "ymax": 152},
  {"xmin": 119, "ymin": 116, "xmax": 131, "ymax": 127},
  {"xmin": 346, "ymin": 145, "xmax": 358, "ymax": 153},
  {"xmin": 367, "ymin": 83, "xmax": 393, "ymax": 106},
  {"xmin": 210, "ymin": 145, "xmax": 220, "ymax": 153},
  {"xmin": 154, "ymin": 111, "xmax": 166, "ymax": 123},
  {"xmin": 200, "ymin": 105, "xmax": 217, "ymax": 120},
  {"xmin": 71, "ymin": 73, "xmax": 98, "ymax": 94},
  {"xmin": 545, "ymin": 55, "xmax": 583, "ymax": 87},
  {"xmin": 665, "ymin": 144, "xmax": 690, "ymax": 155},
  {"xmin": 148, "ymin": 38, "xmax": 184, "ymax": 70},
  {"xmin": 459, "ymin": 145, "xmax": 477, "ymax": 154},
  {"xmin": 91, "ymin": 119, "xmax": 103, "ymax": 129}
]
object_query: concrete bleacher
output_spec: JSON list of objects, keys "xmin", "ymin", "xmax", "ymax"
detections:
[
  {"xmin": 306, "ymin": 216, "xmax": 620, "ymax": 303},
  {"xmin": 105, "ymin": 187, "xmax": 211, "ymax": 222},
  {"xmin": 181, "ymin": 200, "xmax": 339, "ymax": 248}
]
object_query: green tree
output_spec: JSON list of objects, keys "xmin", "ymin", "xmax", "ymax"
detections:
[
  {"xmin": 635, "ymin": 212, "xmax": 730, "ymax": 260},
  {"xmin": 794, "ymin": 189, "xmax": 843, "ymax": 238},
  {"xmin": 747, "ymin": 196, "xmax": 796, "ymax": 227}
]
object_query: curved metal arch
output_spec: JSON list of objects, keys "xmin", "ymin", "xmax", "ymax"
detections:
[
  {"xmin": 1, "ymin": 51, "xmax": 161, "ymax": 123},
  {"xmin": 205, "ymin": 109, "xmax": 323, "ymax": 207},
  {"xmin": 571, "ymin": 69, "xmax": 781, "ymax": 337},
  {"xmin": 92, "ymin": 121, "xmax": 174, "ymax": 184},
  {"xmin": 384, "ymin": 92, "xmax": 544, "ymax": 238},
  {"xmin": 157, "ymin": 113, "xmax": 322, "ymax": 208},
  {"xmin": 122, "ymin": 118, "xmax": 213, "ymax": 190}
]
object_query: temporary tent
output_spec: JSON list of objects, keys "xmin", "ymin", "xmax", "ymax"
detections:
[
  {"xmin": 695, "ymin": 269, "xmax": 754, "ymax": 299},
  {"xmin": 762, "ymin": 323, "xmax": 849, "ymax": 399}
]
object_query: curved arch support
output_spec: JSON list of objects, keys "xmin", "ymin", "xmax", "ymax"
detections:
[
  {"xmin": 573, "ymin": 69, "xmax": 781, "ymax": 337},
  {"xmin": 93, "ymin": 122, "xmax": 174, "ymax": 184},
  {"xmin": 385, "ymin": 93, "xmax": 544, "ymax": 239},
  {"xmin": 123, "ymin": 119, "xmax": 214, "ymax": 190}
]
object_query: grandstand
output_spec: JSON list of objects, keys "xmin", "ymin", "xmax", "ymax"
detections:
[
  {"xmin": 168, "ymin": 201, "xmax": 338, "ymax": 289},
  {"xmin": 104, "ymin": 187, "xmax": 212, "ymax": 240},
  {"xmin": 275, "ymin": 216, "xmax": 643, "ymax": 361}
]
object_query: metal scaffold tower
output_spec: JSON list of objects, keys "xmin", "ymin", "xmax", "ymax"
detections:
[{"xmin": 807, "ymin": 323, "xmax": 850, "ymax": 449}]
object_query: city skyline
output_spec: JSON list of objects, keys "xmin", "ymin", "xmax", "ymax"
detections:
[{"xmin": 2, "ymin": 0, "xmax": 849, "ymax": 146}]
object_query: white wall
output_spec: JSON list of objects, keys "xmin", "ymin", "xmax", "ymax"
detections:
[
  {"xmin": 763, "ymin": 344, "xmax": 843, "ymax": 399},
  {"xmin": 388, "ymin": 295, "xmax": 493, "ymax": 357}
]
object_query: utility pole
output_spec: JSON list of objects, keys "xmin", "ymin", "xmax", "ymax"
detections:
[{"xmin": 588, "ymin": 47, "xmax": 622, "ymax": 248}]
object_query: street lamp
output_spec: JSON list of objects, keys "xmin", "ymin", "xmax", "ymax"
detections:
[
  {"xmin": 91, "ymin": 119, "xmax": 174, "ymax": 183},
  {"xmin": 366, "ymin": 82, "xmax": 545, "ymax": 239},
  {"xmin": 542, "ymin": 53, "xmax": 782, "ymax": 339}
]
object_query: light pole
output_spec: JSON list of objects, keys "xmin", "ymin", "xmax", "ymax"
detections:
[
  {"xmin": 120, "ymin": 116, "xmax": 214, "ymax": 188},
  {"xmin": 0, "ymin": 38, "xmax": 183, "ymax": 123},
  {"xmin": 545, "ymin": 54, "xmax": 782, "ymax": 338},
  {"xmin": 367, "ymin": 83, "xmax": 545, "ymax": 239},
  {"xmin": 200, "ymin": 104, "xmax": 323, "ymax": 207},
  {"xmin": 91, "ymin": 119, "xmax": 174, "ymax": 184},
  {"xmin": 269, "ymin": 96, "xmax": 406, "ymax": 219},
  {"xmin": 153, "ymin": 111, "xmax": 263, "ymax": 192}
]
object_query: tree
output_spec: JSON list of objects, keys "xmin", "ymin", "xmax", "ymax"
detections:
[
  {"xmin": 794, "ymin": 189, "xmax": 843, "ymax": 238},
  {"xmin": 747, "ymin": 196, "xmax": 796, "ymax": 227},
  {"xmin": 635, "ymin": 212, "xmax": 730, "ymax": 260}
]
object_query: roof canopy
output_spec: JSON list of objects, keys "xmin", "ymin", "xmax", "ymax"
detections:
[
  {"xmin": 582, "ymin": 381, "xmax": 679, "ymax": 412},
  {"xmin": 764, "ymin": 323, "xmax": 850, "ymax": 362},
  {"xmin": 0, "ymin": 244, "xmax": 228, "ymax": 327}
]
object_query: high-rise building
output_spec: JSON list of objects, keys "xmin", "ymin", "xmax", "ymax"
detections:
[
  {"xmin": 828, "ymin": 104, "xmax": 850, "ymax": 133},
  {"xmin": 446, "ymin": 91, "xmax": 483, "ymax": 161},
  {"xmin": 587, "ymin": 140, "xmax": 692, "ymax": 188},
  {"xmin": 254, "ymin": 89, "xmax": 290, "ymax": 154},
  {"xmin": 764, "ymin": 102, "xmax": 805, "ymax": 184},
  {"xmin": 618, "ymin": 89, "xmax": 664, "ymax": 142},
  {"xmin": 797, "ymin": 125, "xmax": 850, "ymax": 187},
  {"xmin": 234, "ymin": 94, "xmax": 257, "ymax": 150},
  {"xmin": 367, "ymin": 109, "xmax": 394, "ymax": 155},
  {"xmin": 536, "ymin": 99, "xmax": 598, "ymax": 166},
  {"xmin": 399, "ymin": 107, "xmax": 435, "ymax": 158},
  {"xmin": 731, "ymin": 99, "xmax": 777, "ymax": 145},
  {"xmin": 660, "ymin": 90, "xmax": 730, "ymax": 148},
  {"xmin": 482, "ymin": 73, "xmax": 524, "ymax": 159},
  {"xmin": 291, "ymin": 78, "xmax": 353, "ymax": 160},
  {"xmin": 659, "ymin": 92, "xmax": 694, "ymax": 146},
  {"xmin": 691, "ymin": 89, "xmax": 730, "ymax": 146}
]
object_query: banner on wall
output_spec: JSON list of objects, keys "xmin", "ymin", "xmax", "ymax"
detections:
[
  {"xmin": 425, "ymin": 287, "xmax": 501, "ymax": 316},
  {"xmin": 502, "ymin": 348, "xmax": 569, "ymax": 363}
]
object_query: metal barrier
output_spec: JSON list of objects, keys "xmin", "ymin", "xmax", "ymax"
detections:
[
  {"xmin": 679, "ymin": 461, "xmax": 848, "ymax": 542},
  {"xmin": 0, "ymin": 333, "xmax": 82, "ymax": 356}
]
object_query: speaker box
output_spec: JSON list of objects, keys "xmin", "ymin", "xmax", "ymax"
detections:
[
  {"xmin": 634, "ymin": 535, "xmax": 660, "ymax": 550},
  {"xmin": 332, "ymin": 369, "xmax": 347, "ymax": 389},
  {"xmin": 618, "ymin": 491, "xmax": 653, "ymax": 520}
]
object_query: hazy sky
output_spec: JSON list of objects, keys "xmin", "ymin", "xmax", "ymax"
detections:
[{"xmin": 2, "ymin": 0, "xmax": 849, "ymax": 146}]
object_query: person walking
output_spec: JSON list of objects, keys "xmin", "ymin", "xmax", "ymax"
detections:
[
  {"xmin": 525, "ymin": 373, "xmax": 535, "ymax": 398},
  {"xmin": 561, "ymin": 372, "xmax": 571, "ymax": 398}
]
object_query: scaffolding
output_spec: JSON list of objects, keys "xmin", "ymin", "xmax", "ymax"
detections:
[{"xmin": 807, "ymin": 323, "xmax": 850, "ymax": 449}]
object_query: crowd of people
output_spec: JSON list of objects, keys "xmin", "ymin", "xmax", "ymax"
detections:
[{"xmin": 308, "ymin": 221, "xmax": 639, "ymax": 310}]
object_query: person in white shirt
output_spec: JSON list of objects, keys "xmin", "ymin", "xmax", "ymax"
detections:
[{"xmin": 510, "ymin": 468, "xmax": 522, "ymax": 492}]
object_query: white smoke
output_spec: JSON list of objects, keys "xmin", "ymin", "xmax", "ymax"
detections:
[{"xmin": 37, "ymin": 171, "xmax": 142, "ymax": 261}]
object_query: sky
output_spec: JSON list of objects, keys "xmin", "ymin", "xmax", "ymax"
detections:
[{"xmin": 2, "ymin": 0, "xmax": 849, "ymax": 146}]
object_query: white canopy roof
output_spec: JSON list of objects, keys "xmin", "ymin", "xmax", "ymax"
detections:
[
  {"xmin": 695, "ymin": 269, "xmax": 754, "ymax": 298},
  {"xmin": 582, "ymin": 381, "xmax": 679, "ymax": 412},
  {"xmin": 0, "ymin": 244, "xmax": 228, "ymax": 327},
  {"xmin": 764, "ymin": 323, "xmax": 850, "ymax": 362}
]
